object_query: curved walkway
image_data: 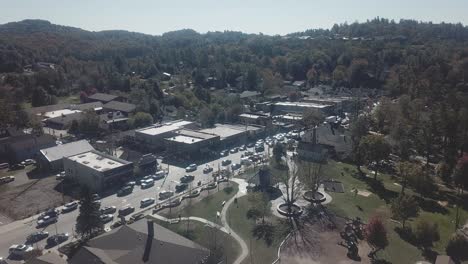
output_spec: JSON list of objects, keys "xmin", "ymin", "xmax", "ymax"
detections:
[{"xmin": 150, "ymin": 178, "xmax": 250, "ymax": 264}]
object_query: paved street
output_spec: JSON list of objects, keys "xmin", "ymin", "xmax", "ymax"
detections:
[{"xmin": 0, "ymin": 142, "xmax": 272, "ymax": 259}]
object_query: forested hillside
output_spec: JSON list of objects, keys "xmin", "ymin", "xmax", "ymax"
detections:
[{"xmin": 1, "ymin": 18, "xmax": 467, "ymax": 169}]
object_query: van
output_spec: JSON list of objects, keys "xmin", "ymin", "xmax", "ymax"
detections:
[
  {"xmin": 118, "ymin": 205, "xmax": 135, "ymax": 216},
  {"xmin": 159, "ymin": 190, "xmax": 174, "ymax": 200},
  {"xmin": 0, "ymin": 163, "xmax": 9, "ymax": 169}
]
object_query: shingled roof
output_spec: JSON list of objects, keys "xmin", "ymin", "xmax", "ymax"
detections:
[
  {"xmin": 88, "ymin": 93, "xmax": 119, "ymax": 103},
  {"xmin": 69, "ymin": 220, "xmax": 209, "ymax": 264},
  {"xmin": 103, "ymin": 101, "xmax": 136, "ymax": 114}
]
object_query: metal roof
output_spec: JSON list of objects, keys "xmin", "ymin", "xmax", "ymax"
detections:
[{"xmin": 40, "ymin": 140, "xmax": 94, "ymax": 162}]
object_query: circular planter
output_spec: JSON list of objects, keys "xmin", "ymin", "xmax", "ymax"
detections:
[
  {"xmin": 303, "ymin": 190, "xmax": 326, "ymax": 203},
  {"xmin": 277, "ymin": 203, "xmax": 303, "ymax": 217}
]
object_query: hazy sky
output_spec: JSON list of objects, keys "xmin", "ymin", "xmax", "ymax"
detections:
[{"xmin": 0, "ymin": 0, "xmax": 467, "ymax": 35}]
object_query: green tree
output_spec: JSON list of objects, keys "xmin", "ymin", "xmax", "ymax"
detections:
[
  {"xmin": 128, "ymin": 112, "xmax": 154, "ymax": 128},
  {"xmin": 390, "ymin": 194, "xmax": 419, "ymax": 228},
  {"xmin": 78, "ymin": 110, "xmax": 100, "ymax": 137},
  {"xmin": 350, "ymin": 115, "xmax": 369, "ymax": 173},
  {"xmin": 301, "ymin": 108, "xmax": 324, "ymax": 130},
  {"xmin": 31, "ymin": 87, "xmax": 50, "ymax": 107},
  {"xmin": 359, "ymin": 134, "xmax": 391, "ymax": 180},
  {"xmin": 199, "ymin": 107, "xmax": 215, "ymax": 128},
  {"xmin": 272, "ymin": 143, "xmax": 286, "ymax": 163},
  {"xmin": 76, "ymin": 187, "xmax": 103, "ymax": 239},
  {"xmin": 413, "ymin": 218, "xmax": 440, "ymax": 250}
]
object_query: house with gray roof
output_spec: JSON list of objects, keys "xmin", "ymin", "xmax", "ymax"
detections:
[
  {"xmin": 38, "ymin": 140, "xmax": 94, "ymax": 171},
  {"xmin": 103, "ymin": 101, "xmax": 136, "ymax": 116},
  {"xmin": 69, "ymin": 220, "xmax": 210, "ymax": 264},
  {"xmin": 87, "ymin": 93, "xmax": 120, "ymax": 104}
]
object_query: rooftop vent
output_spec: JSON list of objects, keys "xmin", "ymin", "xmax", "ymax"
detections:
[
  {"xmin": 108, "ymin": 161, "xmax": 115, "ymax": 165},
  {"xmin": 96, "ymin": 156, "xmax": 104, "ymax": 160},
  {"xmin": 78, "ymin": 155, "xmax": 86, "ymax": 158},
  {"xmin": 93, "ymin": 165, "xmax": 101, "ymax": 169},
  {"xmin": 83, "ymin": 161, "xmax": 89, "ymax": 164}
]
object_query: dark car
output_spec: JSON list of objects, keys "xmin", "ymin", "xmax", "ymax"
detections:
[
  {"xmin": 175, "ymin": 183, "xmax": 188, "ymax": 192},
  {"xmin": 100, "ymin": 206, "xmax": 117, "ymax": 214},
  {"xmin": 61, "ymin": 201, "xmax": 79, "ymax": 213},
  {"xmin": 26, "ymin": 231, "xmax": 49, "ymax": 244},
  {"xmin": 46, "ymin": 233, "xmax": 69, "ymax": 246},
  {"xmin": 118, "ymin": 205, "xmax": 135, "ymax": 216},
  {"xmin": 39, "ymin": 209, "xmax": 59, "ymax": 220},
  {"xmin": 246, "ymin": 142, "xmax": 255, "ymax": 148},
  {"xmin": 117, "ymin": 186, "xmax": 133, "ymax": 196},
  {"xmin": 10, "ymin": 164, "xmax": 25, "ymax": 170},
  {"xmin": 180, "ymin": 175, "xmax": 194, "ymax": 183}
]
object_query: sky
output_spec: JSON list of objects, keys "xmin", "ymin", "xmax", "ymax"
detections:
[{"xmin": 0, "ymin": 0, "xmax": 467, "ymax": 35}]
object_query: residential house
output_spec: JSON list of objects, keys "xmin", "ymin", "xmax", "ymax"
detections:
[{"xmin": 103, "ymin": 101, "xmax": 136, "ymax": 116}]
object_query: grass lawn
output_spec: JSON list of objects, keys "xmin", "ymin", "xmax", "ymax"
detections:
[
  {"xmin": 174, "ymin": 182, "xmax": 238, "ymax": 224},
  {"xmin": 154, "ymin": 220, "xmax": 241, "ymax": 264},
  {"xmin": 320, "ymin": 160, "xmax": 468, "ymax": 263},
  {"xmin": 227, "ymin": 195, "xmax": 290, "ymax": 264}
]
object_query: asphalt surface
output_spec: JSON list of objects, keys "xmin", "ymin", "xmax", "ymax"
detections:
[{"xmin": 0, "ymin": 142, "xmax": 273, "ymax": 259}]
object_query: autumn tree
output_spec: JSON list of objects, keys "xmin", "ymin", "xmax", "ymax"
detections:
[
  {"xmin": 365, "ymin": 216, "xmax": 389, "ymax": 259},
  {"xmin": 413, "ymin": 218, "xmax": 440, "ymax": 250}
]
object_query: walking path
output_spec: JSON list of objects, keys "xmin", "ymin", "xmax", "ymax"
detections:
[{"xmin": 150, "ymin": 177, "xmax": 250, "ymax": 264}]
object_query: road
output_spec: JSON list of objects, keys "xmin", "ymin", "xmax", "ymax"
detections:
[{"xmin": 0, "ymin": 140, "xmax": 274, "ymax": 259}]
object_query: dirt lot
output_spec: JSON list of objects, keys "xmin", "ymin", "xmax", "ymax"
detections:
[
  {"xmin": 0, "ymin": 166, "xmax": 72, "ymax": 222},
  {"xmin": 280, "ymin": 209, "xmax": 372, "ymax": 264}
]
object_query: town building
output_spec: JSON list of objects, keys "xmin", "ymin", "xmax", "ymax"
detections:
[
  {"xmin": 199, "ymin": 123, "xmax": 264, "ymax": 147},
  {"xmin": 239, "ymin": 112, "xmax": 272, "ymax": 126},
  {"xmin": 99, "ymin": 111, "xmax": 129, "ymax": 131},
  {"xmin": 239, "ymin": 90, "xmax": 261, "ymax": 101},
  {"xmin": 134, "ymin": 120, "xmax": 195, "ymax": 149},
  {"xmin": 272, "ymin": 101, "xmax": 333, "ymax": 115},
  {"xmin": 102, "ymin": 101, "xmax": 136, "ymax": 116},
  {"xmin": 0, "ymin": 128, "xmax": 56, "ymax": 163},
  {"xmin": 302, "ymin": 96, "xmax": 355, "ymax": 113},
  {"xmin": 87, "ymin": 93, "xmax": 121, "ymax": 104},
  {"xmin": 38, "ymin": 140, "xmax": 95, "ymax": 171},
  {"xmin": 44, "ymin": 112, "xmax": 85, "ymax": 130},
  {"xmin": 69, "ymin": 220, "xmax": 209, "ymax": 264},
  {"xmin": 164, "ymin": 129, "xmax": 220, "ymax": 158},
  {"xmin": 63, "ymin": 150, "xmax": 133, "ymax": 192}
]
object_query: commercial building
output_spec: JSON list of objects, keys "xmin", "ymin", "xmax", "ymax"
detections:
[
  {"xmin": 135, "ymin": 120, "xmax": 195, "ymax": 149},
  {"xmin": 0, "ymin": 128, "xmax": 56, "ymax": 163},
  {"xmin": 70, "ymin": 220, "xmax": 209, "ymax": 264},
  {"xmin": 38, "ymin": 140, "xmax": 95, "ymax": 171},
  {"xmin": 272, "ymin": 101, "xmax": 333, "ymax": 115},
  {"xmin": 302, "ymin": 96, "xmax": 354, "ymax": 113},
  {"xmin": 200, "ymin": 123, "xmax": 264, "ymax": 146},
  {"xmin": 239, "ymin": 112, "xmax": 271, "ymax": 126},
  {"xmin": 164, "ymin": 129, "xmax": 219, "ymax": 158},
  {"xmin": 63, "ymin": 150, "xmax": 133, "ymax": 192}
]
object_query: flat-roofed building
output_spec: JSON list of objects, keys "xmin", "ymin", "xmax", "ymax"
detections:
[
  {"xmin": 39, "ymin": 140, "xmax": 95, "ymax": 171},
  {"xmin": 272, "ymin": 101, "xmax": 333, "ymax": 115},
  {"xmin": 63, "ymin": 150, "xmax": 133, "ymax": 192},
  {"xmin": 302, "ymin": 96, "xmax": 354, "ymax": 113},
  {"xmin": 200, "ymin": 123, "xmax": 264, "ymax": 146},
  {"xmin": 164, "ymin": 129, "xmax": 220, "ymax": 158},
  {"xmin": 134, "ymin": 120, "xmax": 195, "ymax": 149},
  {"xmin": 239, "ymin": 112, "xmax": 271, "ymax": 126}
]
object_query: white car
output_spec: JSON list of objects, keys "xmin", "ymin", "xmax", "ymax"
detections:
[
  {"xmin": 21, "ymin": 159, "xmax": 36, "ymax": 166},
  {"xmin": 62, "ymin": 201, "xmax": 79, "ymax": 213},
  {"xmin": 159, "ymin": 190, "xmax": 174, "ymax": 200},
  {"xmin": 100, "ymin": 214, "xmax": 114, "ymax": 223},
  {"xmin": 141, "ymin": 179, "xmax": 155, "ymax": 189},
  {"xmin": 9, "ymin": 244, "xmax": 33, "ymax": 256},
  {"xmin": 37, "ymin": 215, "xmax": 58, "ymax": 227},
  {"xmin": 140, "ymin": 198, "xmax": 155, "ymax": 207},
  {"xmin": 185, "ymin": 164, "xmax": 197, "ymax": 172}
]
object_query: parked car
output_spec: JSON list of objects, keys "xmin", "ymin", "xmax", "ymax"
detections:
[
  {"xmin": 61, "ymin": 201, "xmax": 78, "ymax": 213},
  {"xmin": 239, "ymin": 145, "xmax": 246, "ymax": 151},
  {"xmin": 221, "ymin": 159, "xmax": 231, "ymax": 166},
  {"xmin": 37, "ymin": 215, "xmax": 58, "ymax": 227},
  {"xmin": 92, "ymin": 194, "xmax": 100, "ymax": 201},
  {"xmin": 229, "ymin": 148, "xmax": 238, "ymax": 154},
  {"xmin": 220, "ymin": 150, "xmax": 229, "ymax": 156},
  {"xmin": 246, "ymin": 142, "xmax": 255, "ymax": 148},
  {"xmin": 0, "ymin": 163, "xmax": 9, "ymax": 170},
  {"xmin": 185, "ymin": 164, "xmax": 197, "ymax": 172},
  {"xmin": 9, "ymin": 244, "xmax": 33, "ymax": 257},
  {"xmin": 55, "ymin": 171, "xmax": 65, "ymax": 181},
  {"xmin": 46, "ymin": 233, "xmax": 69, "ymax": 246},
  {"xmin": 153, "ymin": 170, "xmax": 166, "ymax": 180},
  {"xmin": 241, "ymin": 157, "xmax": 252, "ymax": 165},
  {"xmin": 21, "ymin": 159, "xmax": 36, "ymax": 166},
  {"xmin": 231, "ymin": 163, "xmax": 241, "ymax": 170},
  {"xmin": 203, "ymin": 166, "xmax": 213, "ymax": 174},
  {"xmin": 125, "ymin": 181, "xmax": 136, "ymax": 187},
  {"xmin": 180, "ymin": 174, "xmax": 194, "ymax": 183},
  {"xmin": 39, "ymin": 209, "xmax": 59, "ymax": 220},
  {"xmin": 117, "ymin": 186, "xmax": 133, "ymax": 196},
  {"xmin": 26, "ymin": 231, "xmax": 49, "ymax": 244},
  {"xmin": 10, "ymin": 164, "xmax": 25, "ymax": 170},
  {"xmin": 100, "ymin": 214, "xmax": 114, "ymax": 223},
  {"xmin": 159, "ymin": 190, "xmax": 174, "ymax": 200},
  {"xmin": 140, "ymin": 198, "xmax": 155, "ymax": 207},
  {"xmin": 255, "ymin": 145, "xmax": 264, "ymax": 152},
  {"xmin": 118, "ymin": 205, "xmax": 135, "ymax": 216},
  {"xmin": 100, "ymin": 206, "xmax": 117, "ymax": 214},
  {"xmin": 175, "ymin": 183, "xmax": 188, "ymax": 192},
  {"xmin": 141, "ymin": 179, "xmax": 155, "ymax": 189},
  {"xmin": 0, "ymin": 176, "xmax": 15, "ymax": 184}
]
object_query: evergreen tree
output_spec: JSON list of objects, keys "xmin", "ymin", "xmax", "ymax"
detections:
[{"xmin": 76, "ymin": 186, "xmax": 103, "ymax": 239}]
